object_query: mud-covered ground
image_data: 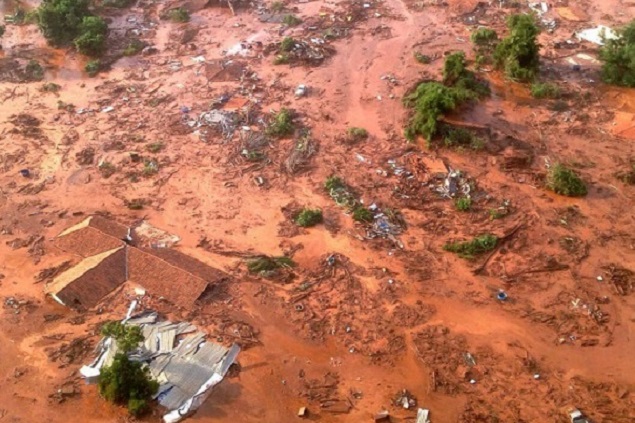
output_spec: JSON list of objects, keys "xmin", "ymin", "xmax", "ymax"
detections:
[{"xmin": 1, "ymin": 0, "xmax": 634, "ymax": 422}]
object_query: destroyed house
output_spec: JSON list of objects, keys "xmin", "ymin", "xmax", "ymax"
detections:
[
  {"xmin": 54, "ymin": 215, "xmax": 129, "ymax": 257},
  {"xmin": 45, "ymin": 246, "xmax": 127, "ymax": 309},
  {"xmin": 48, "ymin": 217, "xmax": 228, "ymax": 309}
]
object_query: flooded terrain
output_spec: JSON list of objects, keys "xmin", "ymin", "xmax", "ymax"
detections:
[{"xmin": 1, "ymin": 0, "xmax": 634, "ymax": 422}]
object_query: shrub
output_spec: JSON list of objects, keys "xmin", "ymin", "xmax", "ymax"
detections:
[
  {"xmin": 166, "ymin": 8, "xmax": 190, "ymax": 23},
  {"xmin": 74, "ymin": 16, "xmax": 108, "ymax": 56},
  {"xmin": 266, "ymin": 108, "xmax": 294, "ymax": 138},
  {"xmin": 126, "ymin": 199, "xmax": 144, "ymax": 210},
  {"xmin": 282, "ymin": 14, "xmax": 302, "ymax": 26},
  {"xmin": 616, "ymin": 164, "xmax": 635, "ymax": 185},
  {"xmin": 142, "ymin": 159, "xmax": 159, "ymax": 176},
  {"xmin": 280, "ymin": 36, "xmax": 295, "ymax": 52},
  {"xmin": 37, "ymin": 0, "xmax": 92, "ymax": 46},
  {"xmin": 102, "ymin": 0, "xmax": 134, "ymax": 7},
  {"xmin": 0, "ymin": 25, "xmax": 5, "ymax": 38},
  {"xmin": 531, "ymin": 82, "xmax": 560, "ymax": 99},
  {"xmin": 325, "ymin": 176, "xmax": 346, "ymax": 192},
  {"xmin": 271, "ymin": 1, "xmax": 285, "ymax": 12},
  {"xmin": 546, "ymin": 164, "xmax": 587, "ymax": 197},
  {"xmin": 246, "ymin": 256, "xmax": 295, "ymax": 273},
  {"xmin": 99, "ymin": 353, "xmax": 159, "ymax": 417},
  {"xmin": 493, "ymin": 14, "xmax": 540, "ymax": 81},
  {"xmin": 471, "ymin": 27, "xmax": 498, "ymax": 49},
  {"xmin": 101, "ymin": 321, "xmax": 143, "ymax": 352},
  {"xmin": 25, "ymin": 60, "xmax": 45, "ymax": 81},
  {"xmin": 352, "ymin": 206, "xmax": 373, "ymax": 222},
  {"xmin": 404, "ymin": 53, "xmax": 488, "ymax": 142},
  {"xmin": 146, "ymin": 142, "xmax": 164, "ymax": 153},
  {"xmin": 454, "ymin": 197, "xmax": 472, "ymax": 211},
  {"xmin": 85, "ymin": 59, "xmax": 101, "ymax": 77},
  {"xmin": 347, "ymin": 127, "xmax": 368, "ymax": 141},
  {"xmin": 40, "ymin": 82, "xmax": 61, "ymax": 92},
  {"xmin": 444, "ymin": 234, "xmax": 498, "ymax": 259},
  {"xmin": 414, "ymin": 52, "xmax": 431, "ymax": 64},
  {"xmin": 295, "ymin": 208, "xmax": 323, "ymax": 227},
  {"xmin": 273, "ymin": 53, "xmax": 289, "ymax": 65},
  {"xmin": 123, "ymin": 39, "xmax": 145, "ymax": 56},
  {"xmin": 599, "ymin": 20, "xmax": 635, "ymax": 87},
  {"xmin": 442, "ymin": 126, "xmax": 484, "ymax": 150}
]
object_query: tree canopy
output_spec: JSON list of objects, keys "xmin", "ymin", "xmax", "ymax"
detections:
[
  {"xmin": 599, "ymin": 20, "xmax": 635, "ymax": 87},
  {"xmin": 493, "ymin": 14, "xmax": 541, "ymax": 81}
]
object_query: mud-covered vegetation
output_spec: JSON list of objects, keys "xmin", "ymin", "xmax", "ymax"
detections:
[
  {"xmin": 546, "ymin": 164, "xmax": 587, "ymax": 197},
  {"xmin": 295, "ymin": 208, "xmax": 323, "ymax": 227},
  {"xmin": 531, "ymin": 82, "xmax": 561, "ymax": 99},
  {"xmin": 444, "ymin": 234, "xmax": 498, "ymax": 259}
]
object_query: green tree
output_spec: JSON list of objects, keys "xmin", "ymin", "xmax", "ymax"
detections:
[
  {"xmin": 493, "ymin": 14, "xmax": 541, "ymax": 81},
  {"xmin": 74, "ymin": 16, "xmax": 107, "ymax": 56},
  {"xmin": 101, "ymin": 321, "xmax": 144, "ymax": 352},
  {"xmin": 37, "ymin": 0, "xmax": 91, "ymax": 46},
  {"xmin": 99, "ymin": 353, "xmax": 159, "ymax": 417},
  {"xmin": 599, "ymin": 20, "xmax": 635, "ymax": 87}
]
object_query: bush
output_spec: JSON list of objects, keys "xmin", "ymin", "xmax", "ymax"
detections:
[
  {"xmin": 0, "ymin": 25, "xmax": 5, "ymax": 38},
  {"xmin": 40, "ymin": 82, "xmax": 61, "ymax": 92},
  {"xmin": 352, "ymin": 206, "xmax": 373, "ymax": 222},
  {"xmin": 546, "ymin": 164, "xmax": 587, "ymax": 197},
  {"xmin": 454, "ymin": 197, "xmax": 472, "ymax": 211},
  {"xmin": 493, "ymin": 14, "xmax": 540, "ymax": 81},
  {"xmin": 123, "ymin": 39, "xmax": 145, "ymax": 56},
  {"xmin": 74, "ymin": 16, "xmax": 107, "ymax": 56},
  {"xmin": 531, "ymin": 82, "xmax": 560, "ymax": 99},
  {"xmin": 271, "ymin": 1, "xmax": 285, "ymax": 12},
  {"xmin": 101, "ymin": 321, "xmax": 143, "ymax": 352},
  {"xmin": 616, "ymin": 163, "xmax": 635, "ymax": 185},
  {"xmin": 599, "ymin": 20, "xmax": 635, "ymax": 87},
  {"xmin": 295, "ymin": 208, "xmax": 323, "ymax": 227},
  {"xmin": 146, "ymin": 142, "xmax": 164, "ymax": 153},
  {"xmin": 166, "ymin": 8, "xmax": 190, "ymax": 23},
  {"xmin": 280, "ymin": 36, "xmax": 295, "ymax": 52},
  {"xmin": 414, "ymin": 52, "xmax": 431, "ymax": 64},
  {"xmin": 102, "ymin": 0, "xmax": 134, "ymax": 7},
  {"xmin": 85, "ymin": 59, "xmax": 101, "ymax": 77},
  {"xmin": 404, "ymin": 53, "xmax": 488, "ymax": 142},
  {"xmin": 266, "ymin": 108, "xmax": 294, "ymax": 138},
  {"xmin": 442, "ymin": 126, "xmax": 484, "ymax": 150},
  {"xmin": 282, "ymin": 14, "xmax": 302, "ymax": 26},
  {"xmin": 99, "ymin": 353, "xmax": 159, "ymax": 417},
  {"xmin": 25, "ymin": 60, "xmax": 45, "ymax": 81},
  {"xmin": 444, "ymin": 234, "xmax": 497, "ymax": 259},
  {"xmin": 471, "ymin": 27, "xmax": 498, "ymax": 49},
  {"xmin": 347, "ymin": 127, "xmax": 368, "ymax": 141},
  {"xmin": 325, "ymin": 176, "xmax": 345, "ymax": 192},
  {"xmin": 273, "ymin": 53, "xmax": 289, "ymax": 65},
  {"xmin": 246, "ymin": 256, "xmax": 295, "ymax": 273}
]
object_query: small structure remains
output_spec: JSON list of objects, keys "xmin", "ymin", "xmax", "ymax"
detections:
[
  {"xmin": 81, "ymin": 305, "xmax": 240, "ymax": 423},
  {"xmin": 46, "ymin": 216, "xmax": 229, "ymax": 310}
]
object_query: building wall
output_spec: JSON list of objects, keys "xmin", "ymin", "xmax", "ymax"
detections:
[{"xmin": 56, "ymin": 247, "xmax": 127, "ymax": 309}]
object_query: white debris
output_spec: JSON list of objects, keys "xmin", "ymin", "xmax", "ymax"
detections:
[{"xmin": 576, "ymin": 25, "xmax": 619, "ymax": 45}]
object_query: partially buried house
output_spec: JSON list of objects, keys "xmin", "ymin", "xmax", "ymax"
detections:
[{"xmin": 46, "ymin": 216, "xmax": 227, "ymax": 309}]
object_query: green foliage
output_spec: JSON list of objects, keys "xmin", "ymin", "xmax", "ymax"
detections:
[
  {"xmin": 325, "ymin": 176, "xmax": 358, "ymax": 209},
  {"xmin": 442, "ymin": 126, "xmax": 484, "ymax": 150},
  {"xmin": 102, "ymin": 0, "xmax": 134, "ymax": 7},
  {"xmin": 352, "ymin": 206, "xmax": 373, "ymax": 223},
  {"xmin": 295, "ymin": 208, "xmax": 323, "ymax": 227},
  {"xmin": 471, "ymin": 27, "xmax": 498, "ymax": 48},
  {"xmin": 246, "ymin": 256, "xmax": 295, "ymax": 273},
  {"xmin": 273, "ymin": 53, "xmax": 289, "ymax": 65},
  {"xmin": 166, "ymin": 8, "xmax": 190, "ymax": 23},
  {"xmin": 266, "ymin": 108, "xmax": 294, "ymax": 138},
  {"xmin": 74, "ymin": 16, "xmax": 107, "ymax": 56},
  {"xmin": 101, "ymin": 321, "xmax": 144, "ymax": 352},
  {"xmin": 37, "ymin": 0, "xmax": 91, "ymax": 46},
  {"xmin": 280, "ymin": 36, "xmax": 295, "ymax": 52},
  {"xmin": 454, "ymin": 197, "xmax": 472, "ymax": 211},
  {"xmin": 123, "ymin": 39, "xmax": 145, "ymax": 56},
  {"xmin": 489, "ymin": 208, "xmax": 507, "ymax": 220},
  {"xmin": 531, "ymin": 82, "xmax": 560, "ymax": 99},
  {"xmin": 414, "ymin": 52, "xmax": 431, "ymax": 64},
  {"xmin": 142, "ymin": 159, "xmax": 159, "ymax": 177},
  {"xmin": 271, "ymin": 1, "xmax": 285, "ymax": 12},
  {"xmin": 444, "ymin": 234, "xmax": 498, "ymax": 259},
  {"xmin": 599, "ymin": 20, "xmax": 635, "ymax": 87},
  {"xmin": 325, "ymin": 176, "xmax": 345, "ymax": 192},
  {"xmin": 282, "ymin": 14, "xmax": 302, "ymax": 26},
  {"xmin": 0, "ymin": 25, "xmax": 5, "ymax": 38},
  {"xmin": 25, "ymin": 60, "xmax": 45, "ymax": 81},
  {"xmin": 546, "ymin": 164, "xmax": 587, "ymax": 197},
  {"xmin": 347, "ymin": 127, "xmax": 368, "ymax": 141},
  {"xmin": 405, "ymin": 52, "xmax": 488, "ymax": 142},
  {"xmin": 98, "ymin": 353, "xmax": 159, "ymax": 417},
  {"xmin": 85, "ymin": 59, "xmax": 101, "ymax": 77},
  {"xmin": 493, "ymin": 14, "xmax": 540, "ymax": 81},
  {"xmin": 616, "ymin": 163, "xmax": 635, "ymax": 185}
]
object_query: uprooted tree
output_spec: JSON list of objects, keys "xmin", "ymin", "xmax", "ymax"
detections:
[
  {"xmin": 599, "ymin": 20, "xmax": 635, "ymax": 87},
  {"xmin": 493, "ymin": 14, "xmax": 541, "ymax": 82},
  {"xmin": 36, "ymin": 0, "xmax": 108, "ymax": 56},
  {"xmin": 98, "ymin": 321, "xmax": 158, "ymax": 416}
]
